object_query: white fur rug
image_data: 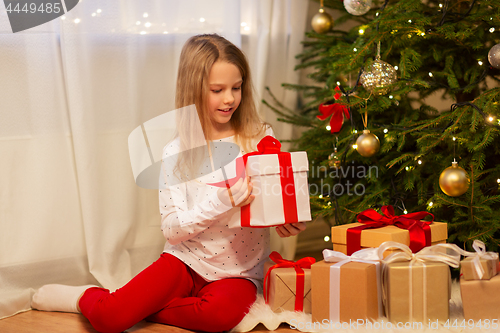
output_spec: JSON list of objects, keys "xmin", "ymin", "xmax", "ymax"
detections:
[{"xmin": 232, "ymin": 280, "xmax": 489, "ymax": 333}]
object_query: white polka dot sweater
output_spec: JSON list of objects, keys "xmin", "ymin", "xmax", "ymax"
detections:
[{"xmin": 159, "ymin": 127, "xmax": 274, "ymax": 288}]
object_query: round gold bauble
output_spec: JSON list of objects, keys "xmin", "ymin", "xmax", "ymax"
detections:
[
  {"xmin": 328, "ymin": 151, "xmax": 341, "ymax": 169},
  {"xmin": 344, "ymin": 0, "xmax": 372, "ymax": 16},
  {"xmin": 488, "ymin": 43, "xmax": 500, "ymax": 69},
  {"xmin": 360, "ymin": 58, "xmax": 397, "ymax": 95},
  {"xmin": 439, "ymin": 161, "xmax": 470, "ymax": 197},
  {"xmin": 311, "ymin": 11, "xmax": 333, "ymax": 34},
  {"xmin": 356, "ymin": 129, "xmax": 380, "ymax": 157}
]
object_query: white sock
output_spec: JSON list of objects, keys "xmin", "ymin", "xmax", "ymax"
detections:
[{"xmin": 31, "ymin": 284, "xmax": 97, "ymax": 313}]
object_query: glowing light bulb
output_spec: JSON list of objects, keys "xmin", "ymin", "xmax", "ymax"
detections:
[
  {"xmin": 394, "ymin": 66, "xmax": 399, "ymax": 70},
  {"xmin": 144, "ymin": 22, "xmax": 151, "ymax": 28},
  {"xmin": 389, "ymin": 95, "xmax": 394, "ymax": 99},
  {"xmin": 319, "ymin": 194, "xmax": 323, "ymax": 199},
  {"xmin": 140, "ymin": 31, "xmax": 147, "ymax": 35},
  {"xmin": 136, "ymin": 21, "xmax": 141, "ymax": 25},
  {"xmin": 74, "ymin": 18, "xmax": 80, "ymax": 24},
  {"xmin": 478, "ymin": 60, "xmax": 483, "ymax": 65},
  {"xmin": 453, "ymin": 137, "xmax": 456, "ymax": 141},
  {"xmin": 324, "ymin": 236, "xmax": 330, "ymax": 242},
  {"xmin": 354, "ymin": 130, "xmax": 358, "ymax": 134},
  {"xmin": 405, "ymin": 166, "xmax": 410, "ymax": 171},
  {"xmin": 429, "ymin": 72, "xmax": 433, "ymax": 77},
  {"xmin": 429, "ymin": 202, "xmax": 434, "ymax": 207},
  {"xmin": 359, "ymin": 29, "xmax": 365, "ymax": 35},
  {"xmin": 326, "ymin": 125, "xmax": 331, "ymax": 131},
  {"xmin": 488, "ymin": 116, "xmax": 494, "ymax": 122},
  {"xmin": 143, "ymin": 13, "xmax": 148, "ymax": 18},
  {"xmin": 336, "ymin": 81, "xmax": 341, "ymax": 86},
  {"xmin": 61, "ymin": 16, "xmax": 66, "ymax": 20},
  {"xmin": 439, "ymin": 4, "xmax": 443, "ymax": 8},
  {"xmin": 241, "ymin": 22, "xmax": 247, "ymax": 27},
  {"xmin": 384, "ymin": 128, "xmax": 388, "ymax": 133},
  {"xmin": 408, "ymin": 19, "xmax": 412, "ymax": 23},
  {"xmin": 418, "ymin": 160, "xmax": 422, "ymax": 165},
  {"xmin": 353, "ymin": 144, "xmax": 358, "ymax": 149},
  {"xmin": 92, "ymin": 13, "xmax": 96, "ymax": 17},
  {"xmin": 96, "ymin": 9, "xmax": 101, "ymax": 13},
  {"xmin": 490, "ymin": 27, "xmax": 496, "ymax": 33},
  {"xmin": 353, "ymin": 48, "xmax": 358, "ymax": 52},
  {"xmin": 200, "ymin": 18, "xmax": 205, "ymax": 22},
  {"xmin": 404, "ymin": 210, "xmax": 408, "ymax": 214}
]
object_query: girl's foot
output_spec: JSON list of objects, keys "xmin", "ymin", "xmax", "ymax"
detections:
[{"xmin": 31, "ymin": 284, "xmax": 97, "ymax": 313}]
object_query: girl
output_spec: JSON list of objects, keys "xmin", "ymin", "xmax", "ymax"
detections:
[{"xmin": 32, "ymin": 34, "xmax": 306, "ymax": 333}]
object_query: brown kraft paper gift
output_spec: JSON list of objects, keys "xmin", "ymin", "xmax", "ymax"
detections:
[
  {"xmin": 331, "ymin": 222, "xmax": 448, "ymax": 257},
  {"xmin": 385, "ymin": 261, "xmax": 450, "ymax": 323},
  {"xmin": 460, "ymin": 274, "xmax": 500, "ymax": 320},
  {"xmin": 312, "ymin": 260, "xmax": 379, "ymax": 323}
]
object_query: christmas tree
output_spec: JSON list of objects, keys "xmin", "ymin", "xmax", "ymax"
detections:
[{"xmin": 266, "ymin": 0, "xmax": 500, "ymax": 251}]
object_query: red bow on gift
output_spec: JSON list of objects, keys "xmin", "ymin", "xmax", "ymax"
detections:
[
  {"xmin": 316, "ymin": 87, "xmax": 350, "ymax": 133},
  {"xmin": 264, "ymin": 251, "xmax": 316, "ymax": 311},
  {"xmin": 346, "ymin": 205, "xmax": 434, "ymax": 255}
]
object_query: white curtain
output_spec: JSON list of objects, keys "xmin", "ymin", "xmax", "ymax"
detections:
[{"xmin": 0, "ymin": 0, "xmax": 308, "ymax": 319}]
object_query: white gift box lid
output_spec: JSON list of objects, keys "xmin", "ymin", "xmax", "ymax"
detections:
[{"xmin": 246, "ymin": 151, "xmax": 309, "ymax": 176}]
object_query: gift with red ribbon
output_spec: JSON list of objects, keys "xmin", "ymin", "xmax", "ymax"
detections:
[
  {"xmin": 264, "ymin": 251, "xmax": 316, "ymax": 312},
  {"xmin": 345, "ymin": 205, "xmax": 435, "ymax": 255},
  {"xmin": 240, "ymin": 136, "xmax": 311, "ymax": 227}
]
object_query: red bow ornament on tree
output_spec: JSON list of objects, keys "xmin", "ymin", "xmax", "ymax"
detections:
[{"xmin": 316, "ymin": 86, "xmax": 350, "ymax": 133}]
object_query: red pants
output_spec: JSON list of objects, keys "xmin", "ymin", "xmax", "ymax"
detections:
[{"xmin": 79, "ymin": 253, "xmax": 257, "ymax": 333}]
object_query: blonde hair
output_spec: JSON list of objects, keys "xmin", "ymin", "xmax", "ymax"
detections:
[{"xmin": 176, "ymin": 33, "xmax": 268, "ymax": 152}]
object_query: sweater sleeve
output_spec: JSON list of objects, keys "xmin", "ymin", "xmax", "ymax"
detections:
[{"xmin": 159, "ymin": 143, "xmax": 233, "ymax": 246}]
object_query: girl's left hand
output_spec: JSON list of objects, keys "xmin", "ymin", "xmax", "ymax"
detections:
[{"xmin": 275, "ymin": 222, "xmax": 307, "ymax": 238}]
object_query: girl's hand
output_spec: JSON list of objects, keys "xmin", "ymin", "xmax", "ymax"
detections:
[
  {"xmin": 275, "ymin": 222, "xmax": 307, "ymax": 238},
  {"xmin": 217, "ymin": 177, "xmax": 255, "ymax": 207}
]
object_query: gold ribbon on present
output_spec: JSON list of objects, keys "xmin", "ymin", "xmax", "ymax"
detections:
[
  {"xmin": 322, "ymin": 248, "xmax": 383, "ymax": 322},
  {"xmin": 378, "ymin": 241, "xmax": 462, "ymax": 322},
  {"xmin": 461, "ymin": 239, "xmax": 499, "ymax": 279}
]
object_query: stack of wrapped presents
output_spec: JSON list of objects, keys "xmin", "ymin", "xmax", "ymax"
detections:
[{"xmin": 263, "ymin": 208, "xmax": 500, "ymax": 325}]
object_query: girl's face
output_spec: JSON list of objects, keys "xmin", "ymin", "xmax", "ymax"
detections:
[{"xmin": 207, "ymin": 61, "xmax": 242, "ymax": 134}]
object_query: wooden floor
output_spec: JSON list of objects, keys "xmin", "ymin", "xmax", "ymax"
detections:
[{"xmin": 0, "ymin": 310, "xmax": 297, "ymax": 333}]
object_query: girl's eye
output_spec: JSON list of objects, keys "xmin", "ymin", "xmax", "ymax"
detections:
[
  {"xmin": 212, "ymin": 89, "xmax": 222, "ymax": 93},
  {"xmin": 233, "ymin": 87, "xmax": 241, "ymax": 91}
]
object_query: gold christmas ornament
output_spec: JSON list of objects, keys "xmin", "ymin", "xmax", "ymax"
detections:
[
  {"xmin": 361, "ymin": 42, "xmax": 397, "ymax": 95},
  {"xmin": 311, "ymin": 9, "xmax": 333, "ymax": 34},
  {"xmin": 488, "ymin": 43, "xmax": 500, "ymax": 69},
  {"xmin": 439, "ymin": 161, "xmax": 470, "ymax": 197},
  {"xmin": 344, "ymin": 0, "xmax": 372, "ymax": 16},
  {"xmin": 328, "ymin": 147, "xmax": 341, "ymax": 168},
  {"xmin": 356, "ymin": 129, "xmax": 380, "ymax": 157}
]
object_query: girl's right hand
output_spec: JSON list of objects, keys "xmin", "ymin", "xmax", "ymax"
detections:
[{"xmin": 217, "ymin": 177, "xmax": 255, "ymax": 207}]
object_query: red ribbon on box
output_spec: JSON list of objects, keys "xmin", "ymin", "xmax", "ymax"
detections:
[
  {"xmin": 346, "ymin": 205, "xmax": 434, "ymax": 255},
  {"xmin": 240, "ymin": 136, "xmax": 298, "ymax": 227},
  {"xmin": 264, "ymin": 251, "xmax": 316, "ymax": 311}
]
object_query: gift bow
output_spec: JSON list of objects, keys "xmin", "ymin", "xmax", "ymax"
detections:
[
  {"xmin": 323, "ymin": 248, "xmax": 383, "ymax": 322},
  {"xmin": 316, "ymin": 102, "xmax": 350, "ymax": 134},
  {"xmin": 264, "ymin": 251, "xmax": 316, "ymax": 311},
  {"xmin": 323, "ymin": 247, "xmax": 380, "ymax": 262},
  {"xmin": 347, "ymin": 205, "xmax": 434, "ymax": 255},
  {"xmin": 462, "ymin": 239, "xmax": 499, "ymax": 279},
  {"xmin": 378, "ymin": 241, "xmax": 462, "ymax": 267}
]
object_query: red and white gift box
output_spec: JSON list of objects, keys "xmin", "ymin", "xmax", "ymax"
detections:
[{"xmin": 241, "ymin": 136, "xmax": 311, "ymax": 227}]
